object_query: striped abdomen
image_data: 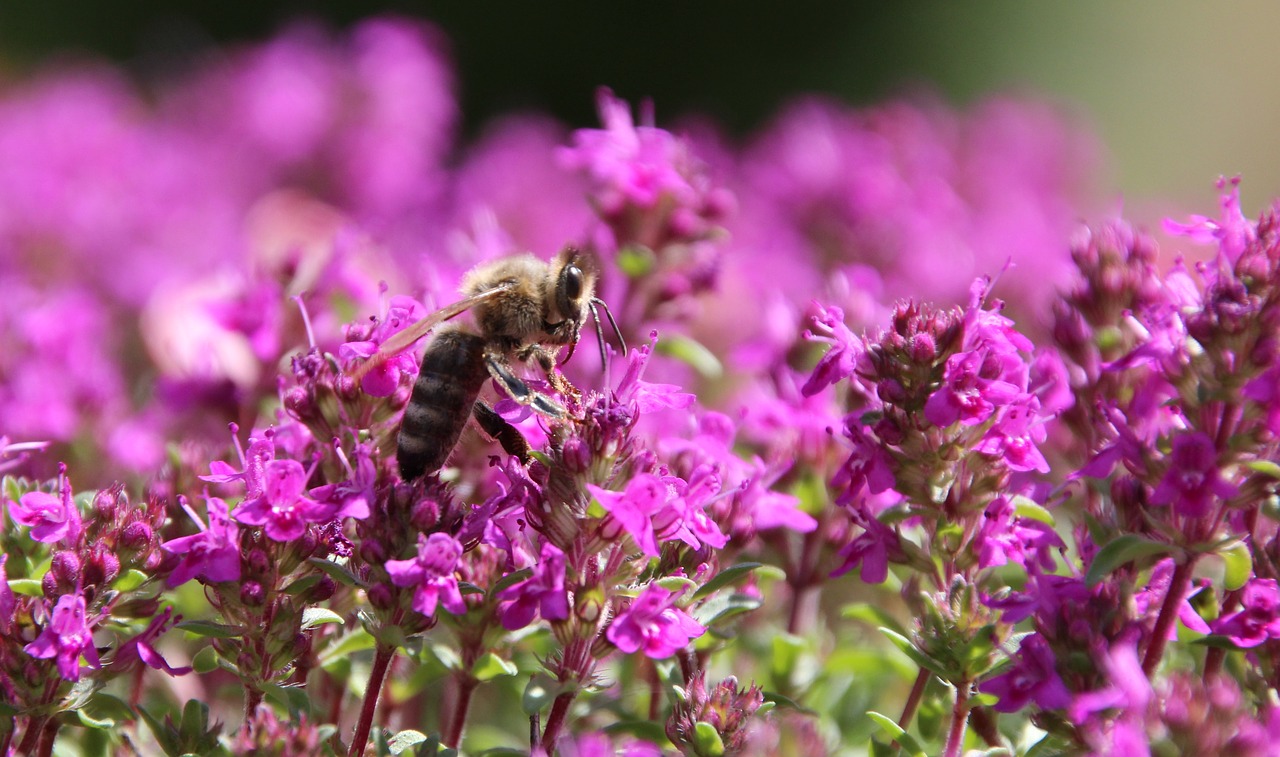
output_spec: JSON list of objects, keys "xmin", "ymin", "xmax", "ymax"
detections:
[{"xmin": 397, "ymin": 328, "xmax": 490, "ymax": 480}]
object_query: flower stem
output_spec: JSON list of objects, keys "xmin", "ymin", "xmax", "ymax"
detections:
[
  {"xmin": 349, "ymin": 643, "xmax": 397, "ymax": 757},
  {"xmin": 539, "ymin": 692, "xmax": 577, "ymax": 752},
  {"xmin": 897, "ymin": 668, "xmax": 929, "ymax": 737},
  {"xmin": 443, "ymin": 675, "xmax": 477, "ymax": 748},
  {"xmin": 1142, "ymin": 557, "xmax": 1196, "ymax": 677},
  {"xmin": 942, "ymin": 680, "xmax": 971, "ymax": 757}
]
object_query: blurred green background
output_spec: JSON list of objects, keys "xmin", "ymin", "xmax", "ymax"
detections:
[{"xmin": 1, "ymin": 0, "xmax": 1277, "ymax": 217}]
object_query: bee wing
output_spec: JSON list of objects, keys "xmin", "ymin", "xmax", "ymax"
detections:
[{"xmin": 349, "ymin": 283, "xmax": 514, "ymax": 383}]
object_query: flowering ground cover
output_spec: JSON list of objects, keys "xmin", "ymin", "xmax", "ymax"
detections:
[{"xmin": 2, "ymin": 16, "xmax": 1278, "ymax": 757}]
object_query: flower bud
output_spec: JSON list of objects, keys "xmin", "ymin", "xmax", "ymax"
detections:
[
  {"xmin": 284, "ymin": 387, "xmax": 316, "ymax": 420},
  {"xmin": 246, "ymin": 548, "xmax": 272, "ymax": 577},
  {"xmin": 360, "ymin": 539, "xmax": 387, "ymax": 565},
  {"xmin": 367, "ymin": 582, "xmax": 395, "ymax": 611},
  {"xmin": 560, "ymin": 437, "xmax": 591, "ymax": 475},
  {"xmin": 241, "ymin": 581, "xmax": 266, "ymax": 607},
  {"xmin": 308, "ymin": 575, "xmax": 337, "ymax": 603},
  {"xmin": 410, "ymin": 498, "xmax": 441, "ymax": 531},
  {"xmin": 84, "ymin": 548, "xmax": 120, "ymax": 587},
  {"xmin": 50, "ymin": 550, "xmax": 82, "ymax": 586},
  {"xmin": 120, "ymin": 521, "xmax": 153, "ymax": 552}
]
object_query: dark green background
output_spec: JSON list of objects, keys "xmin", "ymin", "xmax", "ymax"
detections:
[{"xmin": 3, "ymin": 1, "xmax": 1279, "ymax": 211}]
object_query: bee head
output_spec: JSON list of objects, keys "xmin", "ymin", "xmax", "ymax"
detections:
[{"xmin": 551, "ymin": 247, "xmax": 597, "ymax": 328}]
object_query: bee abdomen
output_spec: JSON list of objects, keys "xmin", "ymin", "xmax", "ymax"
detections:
[{"xmin": 397, "ymin": 329, "xmax": 490, "ymax": 480}]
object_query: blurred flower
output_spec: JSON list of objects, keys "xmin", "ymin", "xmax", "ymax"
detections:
[
  {"xmin": 607, "ymin": 583, "xmax": 704, "ymax": 658},
  {"xmin": 161, "ymin": 496, "xmax": 241, "ymax": 587},
  {"xmin": 386, "ymin": 532, "xmax": 466, "ymax": 618},
  {"xmin": 24, "ymin": 593, "xmax": 100, "ymax": 682}
]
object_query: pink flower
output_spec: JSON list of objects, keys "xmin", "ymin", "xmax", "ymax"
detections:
[
  {"xmin": 979, "ymin": 634, "xmax": 1072, "ymax": 713},
  {"xmin": 607, "ymin": 584, "xmax": 705, "ymax": 659},
  {"xmin": 0, "ymin": 555, "xmax": 14, "ymax": 635},
  {"xmin": 161, "ymin": 496, "xmax": 241, "ymax": 587},
  {"xmin": 925, "ymin": 349, "xmax": 1020, "ymax": 429},
  {"xmin": 1149, "ymin": 432, "xmax": 1237, "ymax": 519},
  {"xmin": 497, "ymin": 541, "xmax": 570, "ymax": 630},
  {"xmin": 111, "ymin": 606, "xmax": 192, "ymax": 676},
  {"xmin": 385, "ymin": 532, "xmax": 466, "ymax": 618},
  {"xmin": 8, "ymin": 474, "xmax": 81, "ymax": 545},
  {"xmin": 232, "ymin": 459, "xmax": 331, "ymax": 541},
  {"xmin": 588, "ymin": 474, "xmax": 666, "ymax": 557},
  {"xmin": 1214, "ymin": 579, "xmax": 1280, "ymax": 648},
  {"xmin": 24, "ymin": 593, "xmax": 101, "ymax": 682}
]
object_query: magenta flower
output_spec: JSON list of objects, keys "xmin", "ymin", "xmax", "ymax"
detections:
[
  {"xmin": 802, "ymin": 303, "xmax": 863, "ymax": 397},
  {"xmin": 7, "ymin": 474, "xmax": 82, "ymax": 545},
  {"xmin": 831, "ymin": 504, "xmax": 903, "ymax": 584},
  {"xmin": 607, "ymin": 584, "xmax": 705, "ymax": 659},
  {"xmin": 497, "ymin": 541, "xmax": 570, "ymax": 630},
  {"xmin": 974, "ymin": 399, "xmax": 1050, "ymax": 473},
  {"xmin": 925, "ymin": 349, "xmax": 1021, "ymax": 429},
  {"xmin": 1163, "ymin": 175, "xmax": 1254, "ymax": 262},
  {"xmin": 24, "ymin": 593, "xmax": 101, "ymax": 682},
  {"xmin": 339, "ymin": 294, "xmax": 427, "ymax": 397},
  {"xmin": 385, "ymin": 532, "xmax": 466, "ymax": 618},
  {"xmin": 201, "ymin": 428, "xmax": 276, "ymax": 499},
  {"xmin": 979, "ymin": 634, "xmax": 1072, "ymax": 713},
  {"xmin": 233, "ymin": 458, "xmax": 331, "ymax": 541},
  {"xmin": 1149, "ymin": 432, "xmax": 1237, "ymax": 518},
  {"xmin": 588, "ymin": 474, "xmax": 667, "ymax": 557},
  {"xmin": 975, "ymin": 496, "xmax": 1063, "ymax": 571},
  {"xmin": 0, "ymin": 554, "xmax": 14, "ymax": 634},
  {"xmin": 832, "ymin": 422, "xmax": 897, "ymax": 501},
  {"xmin": 1214, "ymin": 579, "xmax": 1280, "ymax": 648},
  {"xmin": 111, "ymin": 606, "xmax": 192, "ymax": 676},
  {"xmin": 161, "ymin": 496, "xmax": 241, "ymax": 587},
  {"xmin": 308, "ymin": 440, "xmax": 375, "ymax": 521}
]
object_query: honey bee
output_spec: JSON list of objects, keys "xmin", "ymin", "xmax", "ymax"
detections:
[{"xmin": 352, "ymin": 248, "xmax": 623, "ymax": 480}]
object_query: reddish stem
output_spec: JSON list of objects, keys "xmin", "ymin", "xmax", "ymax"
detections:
[
  {"xmin": 942, "ymin": 681, "xmax": 970, "ymax": 757},
  {"xmin": 349, "ymin": 644, "xmax": 397, "ymax": 757},
  {"xmin": 443, "ymin": 675, "xmax": 477, "ymax": 748},
  {"xmin": 15, "ymin": 716, "xmax": 46, "ymax": 756},
  {"xmin": 897, "ymin": 669, "xmax": 929, "ymax": 737},
  {"xmin": 539, "ymin": 692, "xmax": 578, "ymax": 752},
  {"xmin": 1142, "ymin": 557, "xmax": 1196, "ymax": 676},
  {"xmin": 35, "ymin": 718, "xmax": 58, "ymax": 757}
]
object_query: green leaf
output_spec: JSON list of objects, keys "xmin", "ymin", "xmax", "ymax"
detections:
[
  {"xmin": 1010, "ymin": 495, "xmax": 1056, "ymax": 527},
  {"xmin": 138, "ymin": 706, "xmax": 182, "ymax": 757},
  {"xmin": 865, "ymin": 711, "xmax": 927, "ymax": 757},
  {"xmin": 522, "ymin": 675, "xmax": 555, "ymax": 715},
  {"xmin": 307, "ymin": 557, "xmax": 367, "ymax": 589},
  {"xmin": 841, "ymin": 602, "xmax": 907, "ymax": 637},
  {"xmin": 1084, "ymin": 535, "xmax": 1175, "ymax": 587},
  {"xmin": 879, "ymin": 628, "xmax": 948, "ymax": 679},
  {"xmin": 10, "ymin": 578, "xmax": 42, "ymax": 597},
  {"xmin": 283, "ymin": 574, "xmax": 324, "ymax": 596},
  {"xmin": 655, "ymin": 575, "xmax": 697, "ymax": 596},
  {"xmin": 471, "ymin": 652, "xmax": 517, "ymax": 682},
  {"xmin": 693, "ymin": 562, "xmax": 763, "ymax": 600},
  {"xmin": 458, "ymin": 581, "xmax": 485, "ymax": 596},
  {"xmin": 1219, "ymin": 540, "xmax": 1253, "ymax": 591},
  {"xmin": 114, "ymin": 568, "xmax": 149, "ymax": 592},
  {"xmin": 655, "ymin": 334, "xmax": 723, "ymax": 379},
  {"xmin": 301, "ymin": 607, "xmax": 345, "ymax": 630},
  {"xmin": 261, "ymin": 682, "xmax": 311, "ymax": 717},
  {"xmin": 602, "ymin": 719, "xmax": 670, "ymax": 744},
  {"xmin": 319, "ymin": 628, "xmax": 376, "ymax": 670},
  {"xmin": 617, "ymin": 245, "xmax": 656, "ymax": 277},
  {"xmin": 77, "ymin": 692, "xmax": 133, "ymax": 729},
  {"xmin": 693, "ymin": 722, "xmax": 726, "ymax": 756},
  {"xmin": 1246, "ymin": 460, "xmax": 1280, "ymax": 478},
  {"xmin": 489, "ymin": 567, "xmax": 534, "ymax": 598},
  {"xmin": 179, "ymin": 699, "xmax": 211, "ymax": 746},
  {"xmin": 176, "ymin": 619, "xmax": 243, "ymax": 638},
  {"xmin": 191, "ymin": 646, "xmax": 219, "ymax": 675},
  {"xmin": 1191, "ymin": 634, "xmax": 1247, "ymax": 650},
  {"xmin": 528, "ymin": 450, "xmax": 553, "ymax": 468},
  {"xmin": 694, "ymin": 591, "xmax": 762, "ymax": 627},
  {"xmin": 387, "ymin": 729, "xmax": 428, "ymax": 754}
]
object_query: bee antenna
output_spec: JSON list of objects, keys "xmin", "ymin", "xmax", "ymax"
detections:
[
  {"xmin": 591, "ymin": 297, "xmax": 627, "ymax": 357},
  {"xmin": 588, "ymin": 301, "xmax": 608, "ymax": 369}
]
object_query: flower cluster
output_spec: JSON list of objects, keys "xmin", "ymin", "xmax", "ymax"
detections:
[{"xmin": 9, "ymin": 11, "xmax": 1280, "ymax": 757}]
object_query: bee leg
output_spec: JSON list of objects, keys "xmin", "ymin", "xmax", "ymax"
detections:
[
  {"xmin": 484, "ymin": 348, "xmax": 566, "ymax": 418},
  {"xmin": 472, "ymin": 401, "xmax": 531, "ymax": 463},
  {"xmin": 517, "ymin": 343, "xmax": 581, "ymax": 399}
]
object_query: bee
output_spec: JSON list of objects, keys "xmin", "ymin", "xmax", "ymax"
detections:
[{"xmin": 352, "ymin": 248, "xmax": 624, "ymax": 481}]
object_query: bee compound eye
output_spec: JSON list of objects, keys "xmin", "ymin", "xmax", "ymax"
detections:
[{"xmin": 562, "ymin": 265, "xmax": 583, "ymax": 301}]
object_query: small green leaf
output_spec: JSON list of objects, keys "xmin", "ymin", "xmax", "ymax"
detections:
[
  {"xmin": 191, "ymin": 646, "xmax": 219, "ymax": 674},
  {"xmin": 1084, "ymin": 535, "xmax": 1175, "ymax": 587},
  {"xmin": 176, "ymin": 619, "xmax": 243, "ymax": 638},
  {"xmin": 617, "ymin": 245, "xmax": 656, "ymax": 277},
  {"xmin": 1246, "ymin": 460, "xmax": 1280, "ymax": 479},
  {"xmin": 522, "ymin": 675, "xmax": 556, "ymax": 715},
  {"xmin": 865, "ymin": 711, "xmax": 927, "ymax": 757},
  {"xmin": 655, "ymin": 334, "xmax": 723, "ymax": 379},
  {"xmin": 879, "ymin": 628, "xmax": 949, "ymax": 679},
  {"xmin": 261, "ymin": 682, "xmax": 311, "ymax": 717},
  {"xmin": 77, "ymin": 692, "xmax": 133, "ymax": 729},
  {"xmin": 114, "ymin": 568, "xmax": 149, "ymax": 592},
  {"xmin": 693, "ymin": 562, "xmax": 763, "ymax": 600},
  {"xmin": 654, "ymin": 575, "xmax": 697, "ymax": 596},
  {"xmin": 10, "ymin": 579, "xmax": 42, "ymax": 597},
  {"xmin": 471, "ymin": 652, "xmax": 517, "ymax": 682},
  {"xmin": 694, "ymin": 592, "xmax": 763, "ymax": 627},
  {"xmin": 179, "ymin": 699, "xmax": 211, "ymax": 745},
  {"xmin": 841, "ymin": 602, "xmax": 907, "ymax": 637},
  {"xmin": 1191, "ymin": 634, "xmax": 1247, "ymax": 650},
  {"xmin": 693, "ymin": 722, "xmax": 726, "ymax": 756},
  {"xmin": 301, "ymin": 607, "xmax": 345, "ymax": 630},
  {"xmin": 387, "ymin": 729, "xmax": 428, "ymax": 754},
  {"xmin": 1010, "ymin": 495, "xmax": 1056, "ymax": 527},
  {"xmin": 458, "ymin": 581, "xmax": 485, "ymax": 596},
  {"xmin": 1219, "ymin": 540, "xmax": 1253, "ymax": 591},
  {"xmin": 283, "ymin": 574, "xmax": 324, "ymax": 596},
  {"xmin": 490, "ymin": 567, "xmax": 534, "ymax": 597},
  {"xmin": 318, "ymin": 628, "xmax": 376, "ymax": 670},
  {"xmin": 528, "ymin": 450, "xmax": 553, "ymax": 468},
  {"xmin": 307, "ymin": 557, "xmax": 367, "ymax": 589}
]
